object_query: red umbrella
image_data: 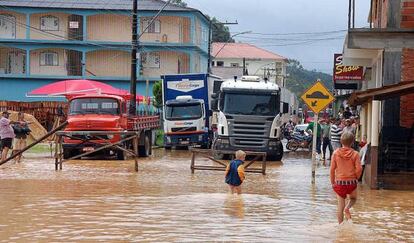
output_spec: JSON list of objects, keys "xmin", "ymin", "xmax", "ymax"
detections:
[
  {"xmin": 27, "ymin": 79, "xmax": 125, "ymax": 97},
  {"xmin": 27, "ymin": 79, "xmax": 148, "ymax": 103}
]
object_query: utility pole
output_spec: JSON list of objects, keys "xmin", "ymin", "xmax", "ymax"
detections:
[
  {"xmin": 208, "ymin": 20, "xmax": 239, "ymax": 74},
  {"xmin": 207, "ymin": 20, "xmax": 212, "ymax": 74},
  {"xmin": 129, "ymin": 0, "xmax": 138, "ymax": 115}
]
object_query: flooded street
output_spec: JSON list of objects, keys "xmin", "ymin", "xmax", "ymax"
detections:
[{"xmin": 0, "ymin": 149, "xmax": 413, "ymax": 242}]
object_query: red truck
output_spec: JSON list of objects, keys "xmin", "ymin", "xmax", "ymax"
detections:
[{"xmin": 62, "ymin": 93, "xmax": 159, "ymax": 160}]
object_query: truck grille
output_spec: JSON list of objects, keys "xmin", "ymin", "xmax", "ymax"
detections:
[
  {"xmin": 228, "ymin": 119, "xmax": 271, "ymax": 148},
  {"xmin": 171, "ymin": 127, "xmax": 197, "ymax": 132}
]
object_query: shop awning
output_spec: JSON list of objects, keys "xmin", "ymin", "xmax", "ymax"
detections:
[{"xmin": 349, "ymin": 80, "xmax": 414, "ymax": 106}]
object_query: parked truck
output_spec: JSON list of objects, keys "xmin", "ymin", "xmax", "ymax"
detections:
[
  {"xmin": 211, "ymin": 76, "xmax": 289, "ymax": 161},
  {"xmin": 161, "ymin": 73, "xmax": 222, "ymax": 148},
  {"xmin": 62, "ymin": 93, "xmax": 159, "ymax": 160}
]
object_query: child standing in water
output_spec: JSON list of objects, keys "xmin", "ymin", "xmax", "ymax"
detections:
[
  {"xmin": 225, "ymin": 150, "xmax": 246, "ymax": 194},
  {"xmin": 330, "ymin": 132, "xmax": 362, "ymax": 224}
]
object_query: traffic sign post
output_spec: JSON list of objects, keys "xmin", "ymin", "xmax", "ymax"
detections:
[{"xmin": 300, "ymin": 80, "xmax": 335, "ymax": 184}]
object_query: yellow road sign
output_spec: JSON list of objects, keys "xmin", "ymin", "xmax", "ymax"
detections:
[{"xmin": 301, "ymin": 80, "xmax": 335, "ymax": 114}]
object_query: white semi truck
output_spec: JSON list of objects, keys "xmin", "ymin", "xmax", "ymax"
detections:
[{"xmin": 211, "ymin": 76, "xmax": 289, "ymax": 161}]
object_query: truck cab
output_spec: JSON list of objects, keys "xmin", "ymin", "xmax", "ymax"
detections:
[
  {"xmin": 62, "ymin": 94, "xmax": 156, "ymax": 159},
  {"xmin": 163, "ymin": 96, "xmax": 208, "ymax": 147},
  {"xmin": 212, "ymin": 76, "xmax": 287, "ymax": 160}
]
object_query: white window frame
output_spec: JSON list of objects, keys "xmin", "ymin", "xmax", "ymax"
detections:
[
  {"xmin": 142, "ymin": 18, "xmax": 161, "ymax": 33},
  {"xmin": 40, "ymin": 15, "xmax": 59, "ymax": 31},
  {"xmin": 141, "ymin": 52, "xmax": 160, "ymax": 68},
  {"xmin": 40, "ymin": 51, "xmax": 59, "ymax": 66}
]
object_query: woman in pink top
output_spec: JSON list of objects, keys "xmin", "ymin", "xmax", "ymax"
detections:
[{"xmin": 330, "ymin": 132, "xmax": 362, "ymax": 224}]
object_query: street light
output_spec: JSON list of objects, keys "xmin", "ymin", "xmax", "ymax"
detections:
[{"xmin": 213, "ymin": 31, "xmax": 252, "ymax": 58}]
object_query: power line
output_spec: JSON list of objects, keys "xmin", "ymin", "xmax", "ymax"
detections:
[{"xmin": 237, "ymin": 29, "xmax": 347, "ymax": 36}]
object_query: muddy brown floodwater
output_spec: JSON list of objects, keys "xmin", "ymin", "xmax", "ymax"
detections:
[{"xmin": 0, "ymin": 149, "xmax": 413, "ymax": 242}]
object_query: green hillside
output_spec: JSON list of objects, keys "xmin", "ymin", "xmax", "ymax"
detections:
[{"xmin": 285, "ymin": 59, "xmax": 333, "ymax": 99}]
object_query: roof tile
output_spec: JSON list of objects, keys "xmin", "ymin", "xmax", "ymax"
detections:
[{"xmin": 212, "ymin": 42, "xmax": 286, "ymax": 60}]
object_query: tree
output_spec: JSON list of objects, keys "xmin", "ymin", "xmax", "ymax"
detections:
[
  {"xmin": 171, "ymin": 0, "xmax": 187, "ymax": 7},
  {"xmin": 152, "ymin": 80, "xmax": 163, "ymax": 108},
  {"xmin": 210, "ymin": 17, "xmax": 235, "ymax": 43},
  {"xmin": 285, "ymin": 59, "xmax": 333, "ymax": 98}
]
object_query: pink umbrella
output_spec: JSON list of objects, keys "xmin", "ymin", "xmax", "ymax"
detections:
[{"xmin": 27, "ymin": 79, "xmax": 126, "ymax": 97}]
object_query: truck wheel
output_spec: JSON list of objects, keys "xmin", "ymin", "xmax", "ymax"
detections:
[
  {"xmin": 63, "ymin": 149, "xmax": 75, "ymax": 160},
  {"xmin": 63, "ymin": 149, "xmax": 72, "ymax": 159},
  {"xmin": 138, "ymin": 134, "xmax": 151, "ymax": 157},
  {"xmin": 116, "ymin": 150, "xmax": 125, "ymax": 160},
  {"xmin": 268, "ymin": 143, "xmax": 284, "ymax": 161}
]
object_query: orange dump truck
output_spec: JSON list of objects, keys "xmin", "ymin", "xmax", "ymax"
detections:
[{"xmin": 62, "ymin": 93, "xmax": 159, "ymax": 160}]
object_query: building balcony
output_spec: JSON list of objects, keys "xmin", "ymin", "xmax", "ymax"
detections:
[
  {"xmin": 0, "ymin": 9, "xmax": 208, "ymax": 52},
  {"xmin": 345, "ymin": 0, "xmax": 414, "ymax": 51},
  {"xmin": 0, "ymin": 47, "xmax": 195, "ymax": 80}
]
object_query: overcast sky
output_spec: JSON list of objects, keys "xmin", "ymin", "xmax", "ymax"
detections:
[{"xmin": 185, "ymin": 0, "xmax": 370, "ymax": 74}]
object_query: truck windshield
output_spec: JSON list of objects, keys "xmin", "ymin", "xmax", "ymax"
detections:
[
  {"xmin": 69, "ymin": 98, "xmax": 120, "ymax": 115},
  {"xmin": 165, "ymin": 104, "xmax": 202, "ymax": 121},
  {"xmin": 223, "ymin": 92, "xmax": 279, "ymax": 116}
]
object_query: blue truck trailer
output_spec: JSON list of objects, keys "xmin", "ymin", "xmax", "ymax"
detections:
[{"xmin": 161, "ymin": 73, "xmax": 222, "ymax": 148}]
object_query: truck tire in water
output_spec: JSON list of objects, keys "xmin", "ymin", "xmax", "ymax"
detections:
[
  {"xmin": 138, "ymin": 133, "xmax": 151, "ymax": 157},
  {"xmin": 268, "ymin": 143, "xmax": 284, "ymax": 161},
  {"xmin": 116, "ymin": 149, "xmax": 125, "ymax": 160},
  {"xmin": 63, "ymin": 149, "xmax": 77, "ymax": 160}
]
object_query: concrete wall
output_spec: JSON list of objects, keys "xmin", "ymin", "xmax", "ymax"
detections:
[
  {"xmin": 87, "ymin": 14, "xmax": 131, "ymax": 42},
  {"xmin": 87, "ymin": 15, "xmax": 190, "ymax": 43},
  {"xmin": 0, "ymin": 10, "xmax": 26, "ymax": 39},
  {"xmin": 30, "ymin": 13, "xmax": 69, "ymax": 40},
  {"xmin": 30, "ymin": 48, "xmax": 67, "ymax": 75},
  {"xmin": 139, "ymin": 16, "xmax": 190, "ymax": 43},
  {"xmin": 212, "ymin": 58, "xmax": 286, "ymax": 84},
  {"xmin": 86, "ymin": 50, "xmax": 130, "ymax": 77},
  {"xmin": 141, "ymin": 51, "xmax": 189, "ymax": 77}
]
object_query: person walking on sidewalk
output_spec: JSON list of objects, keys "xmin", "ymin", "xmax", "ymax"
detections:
[
  {"xmin": 321, "ymin": 119, "xmax": 333, "ymax": 163},
  {"xmin": 330, "ymin": 132, "xmax": 362, "ymax": 224},
  {"xmin": 330, "ymin": 118, "xmax": 343, "ymax": 151}
]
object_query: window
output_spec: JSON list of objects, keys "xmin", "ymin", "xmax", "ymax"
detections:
[
  {"xmin": 216, "ymin": 61, "xmax": 224, "ymax": 67},
  {"xmin": 211, "ymin": 61, "xmax": 215, "ymax": 66},
  {"xmin": 142, "ymin": 18, "xmax": 160, "ymax": 33},
  {"xmin": 0, "ymin": 14, "xmax": 16, "ymax": 38},
  {"xmin": 230, "ymin": 63, "xmax": 239, "ymax": 67},
  {"xmin": 141, "ymin": 52, "xmax": 160, "ymax": 68},
  {"xmin": 40, "ymin": 51, "xmax": 58, "ymax": 66},
  {"xmin": 40, "ymin": 15, "xmax": 59, "ymax": 31}
]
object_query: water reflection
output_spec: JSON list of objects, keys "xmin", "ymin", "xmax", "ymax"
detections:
[
  {"xmin": 0, "ymin": 149, "xmax": 413, "ymax": 242},
  {"xmin": 224, "ymin": 194, "xmax": 245, "ymax": 219}
]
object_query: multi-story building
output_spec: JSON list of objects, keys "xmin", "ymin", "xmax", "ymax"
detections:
[
  {"xmin": 343, "ymin": 0, "xmax": 414, "ymax": 189},
  {"xmin": 0, "ymin": 0, "xmax": 209, "ymax": 101},
  {"xmin": 211, "ymin": 42, "xmax": 287, "ymax": 87}
]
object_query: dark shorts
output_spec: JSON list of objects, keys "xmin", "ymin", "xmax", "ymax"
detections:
[
  {"xmin": 333, "ymin": 183, "xmax": 357, "ymax": 199},
  {"xmin": 1, "ymin": 138, "xmax": 13, "ymax": 149}
]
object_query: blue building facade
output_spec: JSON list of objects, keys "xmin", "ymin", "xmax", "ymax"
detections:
[{"xmin": 0, "ymin": 0, "xmax": 209, "ymax": 101}]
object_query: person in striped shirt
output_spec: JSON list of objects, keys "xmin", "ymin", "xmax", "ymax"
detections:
[{"xmin": 330, "ymin": 118, "xmax": 344, "ymax": 152}]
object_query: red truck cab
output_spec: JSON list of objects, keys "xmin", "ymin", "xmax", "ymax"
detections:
[{"xmin": 62, "ymin": 94, "xmax": 158, "ymax": 160}]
